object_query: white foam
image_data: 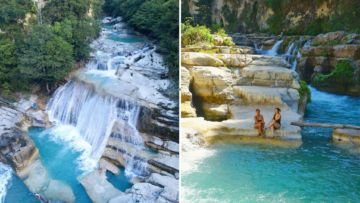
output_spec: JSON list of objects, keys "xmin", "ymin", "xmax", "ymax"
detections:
[
  {"xmin": 42, "ymin": 125, "xmax": 97, "ymax": 173},
  {"xmin": 0, "ymin": 163, "xmax": 12, "ymax": 203}
]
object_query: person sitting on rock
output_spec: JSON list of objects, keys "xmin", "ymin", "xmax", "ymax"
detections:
[
  {"xmin": 254, "ymin": 109, "xmax": 265, "ymax": 136},
  {"xmin": 268, "ymin": 107, "xmax": 282, "ymax": 132}
]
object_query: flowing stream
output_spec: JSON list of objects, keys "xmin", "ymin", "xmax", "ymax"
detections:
[
  {"xmin": 1, "ymin": 17, "xmax": 165, "ymax": 202},
  {"xmin": 182, "ymin": 41, "xmax": 360, "ymax": 202}
]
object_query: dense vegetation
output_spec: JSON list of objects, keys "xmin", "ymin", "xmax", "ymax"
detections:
[
  {"xmin": 265, "ymin": 0, "xmax": 360, "ymax": 35},
  {"xmin": 299, "ymin": 80, "xmax": 311, "ymax": 103},
  {"xmin": 181, "ymin": 21, "xmax": 234, "ymax": 47},
  {"xmin": 313, "ymin": 60, "xmax": 358, "ymax": 88},
  {"xmin": 103, "ymin": 0, "xmax": 179, "ymax": 82},
  {"xmin": 0, "ymin": 0, "xmax": 102, "ymax": 97},
  {"xmin": 182, "ymin": 0, "xmax": 360, "ymax": 35}
]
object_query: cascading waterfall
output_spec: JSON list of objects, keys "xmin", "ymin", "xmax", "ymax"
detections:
[
  {"xmin": 47, "ymin": 81, "xmax": 148, "ymax": 176},
  {"xmin": 47, "ymin": 81, "xmax": 119, "ymax": 159},
  {"xmin": 283, "ymin": 41, "xmax": 299, "ymax": 70},
  {"xmin": 113, "ymin": 100, "xmax": 150, "ymax": 177}
]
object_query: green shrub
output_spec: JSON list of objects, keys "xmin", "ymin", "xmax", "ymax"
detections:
[
  {"xmin": 299, "ymin": 80, "xmax": 311, "ymax": 103},
  {"xmin": 181, "ymin": 23, "xmax": 234, "ymax": 47},
  {"xmin": 181, "ymin": 23, "xmax": 213, "ymax": 47},
  {"xmin": 313, "ymin": 60, "xmax": 355, "ymax": 86}
]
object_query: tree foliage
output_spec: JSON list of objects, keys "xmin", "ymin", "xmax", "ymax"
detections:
[
  {"xmin": 0, "ymin": 0, "xmax": 102, "ymax": 95},
  {"xmin": 17, "ymin": 25, "xmax": 74, "ymax": 84},
  {"xmin": 0, "ymin": 0, "xmax": 32, "ymax": 26}
]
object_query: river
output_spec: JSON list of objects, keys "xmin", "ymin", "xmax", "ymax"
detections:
[
  {"xmin": 0, "ymin": 17, "xmax": 169, "ymax": 202},
  {"xmin": 182, "ymin": 42, "xmax": 360, "ymax": 203}
]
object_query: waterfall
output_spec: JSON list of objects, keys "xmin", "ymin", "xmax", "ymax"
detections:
[
  {"xmin": 264, "ymin": 40, "xmax": 283, "ymax": 56},
  {"xmin": 47, "ymin": 81, "xmax": 118, "ymax": 159},
  {"xmin": 46, "ymin": 81, "xmax": 149, "ymax": 177},
  {"xmin": 282, "ymin": 41, "xmax": 300, "ymax": 70},
  {"xmin": 111, "ymin": 100, "xmax": 150, "ymax": 177}
]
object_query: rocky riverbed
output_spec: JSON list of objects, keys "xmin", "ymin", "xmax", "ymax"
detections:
[
  {"xmin": 181, "ymin": 44, "xmax": 306, "ymax": 149},
  {"xmin": 0, "ymin": 16, "xmax": 179, "ymax": 203}
]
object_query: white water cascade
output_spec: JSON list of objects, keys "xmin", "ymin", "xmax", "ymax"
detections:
[
  {"xmin": 0, "ymin": 163, "xmax": 12, "ymax": 203},
  {"xmin": 46, "ymin": 81, "xmax": 147, "ymax": 176},
  {"xmin": 47, "ymin": 81, "xmax": 119, "ymax": 159},
  {"xmin": 264, "ymin": 39, "xmax": 284, "ymax": 56}
]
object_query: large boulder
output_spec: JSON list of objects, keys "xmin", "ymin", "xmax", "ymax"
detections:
[
  {"xmin": 332, "ymin": 129, "xmax": 360, "ymax": 145},
  {"xmin": 181, "ymin": 67, "xmax": 192, "ymax": 102},
  {"xmin": 202, "ymin": 103, "xmax": 231, "ymax": 121},
  {"xmin": 312, "ymin": 31, "xmax": 346, "ymax": 46},
  {"xmin": 109, "ymin": 183, "xmax": 163, "ymax": 203},
  {"xmin": 181, "ymin": 101, "xmax": 196, "ymax": 118},
  {"xmin": 181, "ymin": 52, "xmax": 224, "ymax": 67},
  {"xmin": 190, "ymin": 66, "xmax": 234, "ymax": 103},
  {"xmin": 214, "ymin": 53, "xmax": 252, "ymax": 67},
  {"xmin": 238, "ymin": 65, "xmax": 299, "ymax": 88},
  {"xmin": 233, "ymin": 86, "xmax": 300, "ymax": 110},
  {"xmin": 147, "ymin": 173, "xmax": 179, "ymax": 202},
  {"xmin": 80, "ymin": 169, "xmax": 123, "ymax": 203}
]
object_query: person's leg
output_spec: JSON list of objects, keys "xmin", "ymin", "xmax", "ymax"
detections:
[
  {"xmin": 255, "ymin": 124, "xmax": 261, "ymax": 136},
  {"xmin": 267, "ymin": 120, "xmax": 274, "ymax": 129}
]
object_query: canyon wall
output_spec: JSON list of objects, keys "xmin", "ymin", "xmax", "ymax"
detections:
[{"xmin": 182, "ymin": 0, "xmax": 360, "ymax": 34}]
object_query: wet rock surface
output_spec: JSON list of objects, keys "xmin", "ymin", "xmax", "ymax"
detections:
[
  {"xmin": 0, "ymin": 100, "xmax": 38, "ymax": 173},
  {"xmin": 181, "ymin": 44, "xmax": 305, "ymax": 146}
]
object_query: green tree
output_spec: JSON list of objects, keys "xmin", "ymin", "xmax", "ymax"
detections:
[
  {"xmin": 72, "ymin": 19, "xmax": 100, "ymax": 61},
  {"xmin": 17, "ymin": 25, "xmax": 74, "ymax": 88},
  {"xmin": 43, "ymin": 0, "xmax": 91, "ymax": 23},
  {"xmin": 0, "ymin": 0, "xmax": 32, "ymax": 26},
  {"xmin": 0, "ymin": 37, "xmax": 16, "ymax": 83}
]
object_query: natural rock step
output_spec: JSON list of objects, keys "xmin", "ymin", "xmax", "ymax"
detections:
[
  {"xmin": 106, "ymin": 138, "xmax": 153, "ymax": 160},
  {"xmin": 233, "ymin": 86, "xmax": 300, "ymax": 109},
  {"xmin": 80, "ymin": 170, "xmax": 123, "ymax": 203},
  {"xmin": 148, "ymin": 159, "xmax": 179, "ymax": 175},
  {"xmin": 147, "ymin": 173, "xmax": 179, "ymax": 202},
  {"xmin": 332, "ymin": 129, "xmax": 360, "ymax": 145},
  {"xmin": 145, "ymin": 138, "xmax": 179, "ymax": 154},
  {"xmin": 238, "ymin": 65, "xmax": 299, "ymax": 89},
  {"xmin": 181, "ymin": 116, "xmax": 302, "ymax": 144},
  {"xmin": 154, "ymin": 116, "xmax": 179, "ymax": 126},
  {"xmin": 249, "ymin": 55, "xmax": 289, "ymax": 67}
]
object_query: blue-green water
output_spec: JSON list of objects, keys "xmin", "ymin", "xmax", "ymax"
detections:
[
  {"xmin": 182, "ymin": 87, "xmax": 360, "ymax": 202},
  {"xmin": 5, "ymin": 175, "xmax": 38, "ymax": 203},
  {"xmin": 108, "ymin": 33, "xmax": 145, "ymax": 43},
  {"xmin": 4, "ymin": 127, "xmax": 132, "ymax": 202},
  {"xmin": 28, "ymin": 127, "xmax": 92, "ymax": 203}
]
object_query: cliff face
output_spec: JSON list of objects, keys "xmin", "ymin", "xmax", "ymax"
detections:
[{"xmin": 182, "ymin": 0, "xmax": 360, "ymax": 34}]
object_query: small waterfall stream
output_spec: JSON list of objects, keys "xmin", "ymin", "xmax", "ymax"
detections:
[{"xmin": 258, "ymin": 39, "xmax": 284, "ymax": 56}]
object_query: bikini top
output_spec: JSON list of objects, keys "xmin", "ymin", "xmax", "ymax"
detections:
[
  {"xmin": 273, "ymin": 113, "xmax": 281, "ymax": 124},
  {"xmin": 255, "ymin": 115, "xmax": 263, "ymax": 122}
]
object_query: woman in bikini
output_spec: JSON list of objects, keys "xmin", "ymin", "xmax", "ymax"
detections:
[
  {"xmin": 268, "ymin": 107, "xmax": 281, "ymax": 131},
  {"xmin": 254, "ymin": 109, "xmax": 265, "ymax": 136}
]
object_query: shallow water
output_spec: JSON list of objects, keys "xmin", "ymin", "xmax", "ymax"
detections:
[
  {"xmin": 3, "ymin": 127, "xmax": 132, "ymax": 202},
  {"xmin": 108, "ymin": 33, "xmax": 145, "ymax": 43},
  {"xmin": 182, "ymin": 87, "xmax": 360, "ymax": 202}
]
